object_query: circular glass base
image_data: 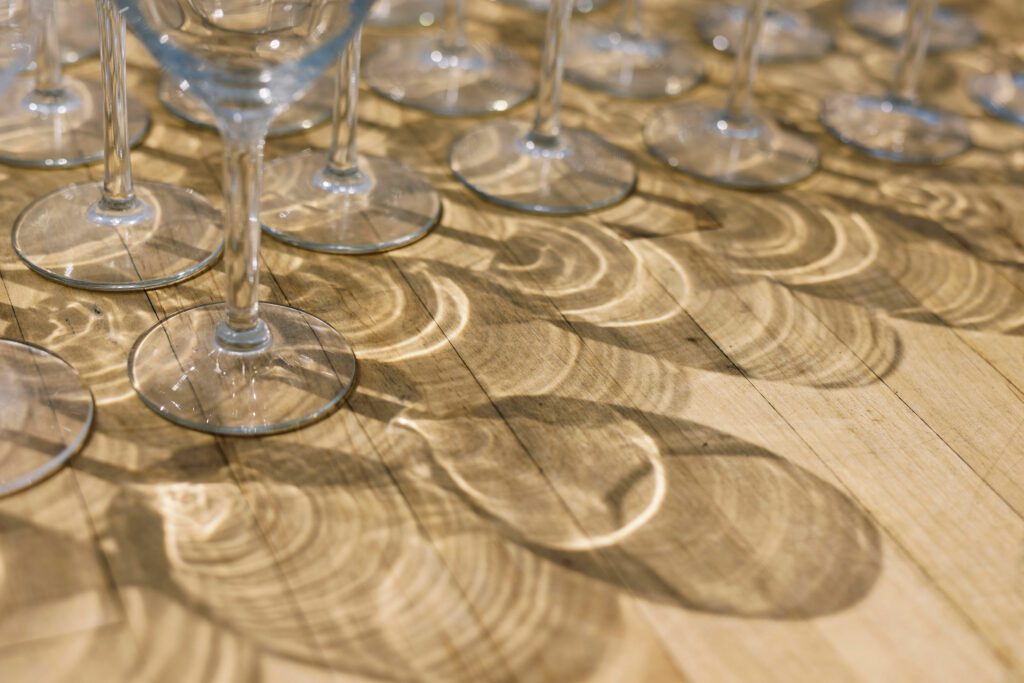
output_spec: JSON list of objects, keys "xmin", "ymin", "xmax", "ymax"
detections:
[
  {"xmin": 845, "ymin": 0, "xmax": 979, "ymax": 52},
  {"xmin": 450, "ymin": 119, "xmax": 636, "ymax": 214},
  {"xmin": 697, "ymin": 5, "xmax": 832, "ymax": 63},
  {"xmin": 159, "ymin": 74, "xmax": 332, "ymax": 138},
  {"xmin": 367, "ymin": 0, "xmax": 443, "ymax": 27},
  {"xmin": 497, "ymin": 0, "xmax": 610, "ymax": 14},
  {"xmin": 261, "ymin": 151, "xmax": 441, "ymax": 254},
  {"xmin": 821, "ymin": 92, "xmax": 971, "ymax": 164},
  {"xmin": 13, "ymin": 181, "xmax": 222, "ymax": 290},
  {"xmin": 0, "ymin": 339, "xmax": 93, "ymax": 497},
  {"xmin": 0, "ymin": 76, "xmax": 148, "ymax": 167},
  {"xmin": 968, "ymin": 72, "xmax": 1024, "ymax": 126},
  {"xmin": 645, "ymin": 102, "xmax": 819, "ymax": 189},
  {"xmin": 565, "ymin": 23, "xmax": 704, "ymax": 98},
  {"xmin": 129, "ymin": 302, "xmax": 357, "ymax": 436},
  {"xmin": 365, "ymin": 37, "xmax": 534, "ymax": 116}
]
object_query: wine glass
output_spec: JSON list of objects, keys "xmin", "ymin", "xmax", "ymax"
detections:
[
  {"xmin": 0, "ymin": 1, "xmax": 93, "ymax": 497},
  {"xmin": 12, "ymin": 0, "xmax": 222, "ymax": 290},
  {"xmin": 968, "ymin": 71, "xmax": 1024, "ymax": 126},
  {"xmin": 821, "ymin": 0, "xmax": 970, "ymax": 163},
  {"xmin": 367, "ymin": 0, "xmax": 442, "ymax": 27},
  {"xmin": 261, "ymin": 27, "xmax": 440, "ymax": 253},
  {"xmin": 450, "ymin": 0, "xmax": 636, "ymax": 213},
  {"xmin": 0, "ymin": 0, "xmax": 146, "ymax": 166},
  {"xmin": 845, "ymin": 0, "xmax": 979, "ymax": 52},
  {"xmin": 364, "ymin": 0, "xmax": 534, "ymax": 116},
  {"xmin": 564, "ymin": 0, "xmax": 704, "ymax": 98},
  {"xmin": 645, "ymin": 0, "xmax": 819, "ymax": 189},
  {"xmin": 121, "ymin": 0, "xmax": 369, "ymax": 435},
  {"xmin": 697, "ymin": 3, "xmax": 832, "ymax": 63}
]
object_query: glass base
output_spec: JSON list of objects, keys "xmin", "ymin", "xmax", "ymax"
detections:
[
  {"xmin": 497, "ymin": 0, "xmax": 610, "ymax": 14},
  {"xmin": 450, "ymin": 119, "xmax": 636, "ymax": 214},
  {"xmin": 845, "ymin": 0, "xmax": 980, "ymax": 52},
  {"xmin": 0, "ymin": 76, "xmax": 148, "ymax": 167},
  {"xmin": 159, "ymin": 73, "xmax": 332, "ymax": 138},
  {"xmin": 367, "ymin": 0, "xmax": 443, "ymax": 27},
  {"xmin": 13, "ymin": 181, "xmax": 222, "ymax": 290},
  {"xmin": 261, "ymin": 150, "xmax": 440, "ymax": 254},
  {"xmin": 697, "ymin": 5, "xmax": 832, "ymax": 63},
  {"xmin": 968, "ymin": 72, "xmax": 1024, "ymax": 126},
  {"xmin": 0, "ymin": 339, "xmax": 93, "ymax": 497},
  {"xmin": 821, "ymin": 92, "xmax": 971, "ymax": 164},
  {"xmin": 365, "ymin": 37, "xmax": 534, "ymax": 116},
  {"xmin": 129, "ymin": 302, "xmax": 357, "ymax": 436},
  {"xmin": 565, "ymin": 23, "xmax": 704, "ymax": 98},
  {"xmin": 645, "ymin": 102, "xmax": 819, "ymax": 189}
]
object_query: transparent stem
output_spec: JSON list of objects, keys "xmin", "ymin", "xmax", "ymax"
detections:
[
  {"xmin": 441, "ymin": 0, "xmax": 467, "ymax": 51},
  {"xmin": 723, "ymin": 0, "xmax": 767, "ymax": 122},
  {"xmin": 618, "ymin": 0, "xmax": 643, "ymax": 36},
  {"xmin": 217, "ymin": 128, "xmax": 270, "ymax": 351},
  {"xmin": 891, "ymin": 0, "xmax": 936, "ymax": 102},
  {"xmin": 530, "ymin": 0, "xmax": 573, "ymax": 142},
  {"xmin": 96, "ymin": 0, "xmax": 135, "ymax": 209},
  {"xmin": 34, "ymin": 0, "xmax": 62, "ymax": 94},
  {"xmin": 325, "ymin": 27, "xmax": 361, "ymax": 177}
]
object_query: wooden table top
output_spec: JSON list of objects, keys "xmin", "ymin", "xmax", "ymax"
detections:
[{"xmin": 2, "ymin": 1, "xmax": 1024, "ymax": 681}]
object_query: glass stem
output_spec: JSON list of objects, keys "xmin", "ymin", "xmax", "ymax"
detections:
[
  {"xmin": 529, "ymin": 0, "xmax": 573, "ymax": 144},
  {"xmin": 891, "ymin": 0, "xmax": 936, "ymax": 102},
  {"xmin": 217, "ymin": 127, "xmax": 271, "ymax": 351},
  {"xmin": 96, "ymin": 0, "xmax": 135, "ymax": 210},
  {"xmin": 325, "ymin": 27, "xmax": 361, "ymax": 178},
  {"xmin": 34, "ymin": 0, "xmax": 63, "ymax": 96},
  {"xmin": 619, "ymin": 0, "xmax": 643, "ymax": 36},
  {"xmin": 723, "ymin": 0, "xmax": 767, "ymax": 122},
  {"xmin": 441, "ymin": 0, "xmax": 467, "ymax": 51}
]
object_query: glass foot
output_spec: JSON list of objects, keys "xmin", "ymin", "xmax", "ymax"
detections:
[
  {"xmin": 697, "ymin": 5, "xmax": 832, "ymax": 63},
  {"xmin": 645, "ymin": 102, "xmax": 819, "ymax": 189},
  {"xmin": 821, "ymin": 92, "xmax": 971, "ymax": 164},
  {"xmin": 497, "ymin": 0, "xmax": 610, "ymax": 14},
  {"xmin": 129, "ymin": 302, "xmax": 357, "ymax": 436},
  {"xmin": 159, "ymin": 74, "xmax": 332, "ymax": 138},
  {"xmin": 450, "ymin": 119, "xmax": 636, "ymax": 214},
  {"xmin": 261, "ymin": 151, "xmax": 440, "ymax": 254},
  {"xmin": 367, "ymin": 0, "xmax": 443, "ymax": 27},
  {"xmin": 968, "ymin": 72, "xmax": 1024, "ymax": 126},
  {"xmin": 565, "ymin": 23, "xmax": 704, "ymax": 98},
  {"xmin": 13, "ymin": 181, "xmax": 222, "ymax": 290},
  {"xmin": 365, "ymin": 36, "xmax": 534, "ymax": 116},
  {"xmin": 845, "ymin": 0, "xmax": 979, "ymax": 52},
  {"xmin": 0, "ymin": 76, "xmax": 148, "ymax": 167},
  {"xmin": 0, "ymin": 339, "xmax": 93, "ymax": 497}
]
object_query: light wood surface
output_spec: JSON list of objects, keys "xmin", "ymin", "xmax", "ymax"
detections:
[{"xmin": 2, "ymin": 0, "xmax": 1024, "ymax": 680}]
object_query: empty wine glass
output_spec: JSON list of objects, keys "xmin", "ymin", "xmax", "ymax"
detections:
[
  {"xmin": 0, "ymin": 1, "xmax": 93, "ymax": 497},
  {"xmin": 968, "ymin": 71, "xmax": 1024, "ymax": 126},
  {"xmin": 845, "ymin": 0, "xmax": 979, "ymax": 52},
  {"xmin": 698, "ymin": 3, "xmax": 832, "ymax": 63},
  {"xmin": 645, "ymin": 0, "xmax": 818, "ymax": 189},
  {"xmin": 564, "ymin": 0, "xmax": 704, "ymax": 98},
  {"xmin": 364, "ymin": 0, "xmax": 533, "ymax": 116},
  {"xmin": 450, "ymin": 0, "xmax": 635, "ymax": 213},
  {"xmin": 368, "ymin": 0, "xmax": 442, "ymax": 27},
  {"xmin": 12, "ymin": 0, "xmax": 222, "ymax": 290},
  {"xmin": 261, "ymin": 26, "xmax": 440, "ymax": 253},
  {"xmin": 822, "ymin": 0, "xmax": 970, "ymax": 163},
  {"xmin": 0, "ymin": 0, "xmax": 145, "ymax": 166},
  {"xmin": 122, "ymin": 0, "xmax": 369, "ymax": 435}
]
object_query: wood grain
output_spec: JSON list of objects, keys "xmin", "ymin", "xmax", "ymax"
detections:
[{"xmin": 1, "ymin": 0, "xmax": 1023, "ymax": 680}]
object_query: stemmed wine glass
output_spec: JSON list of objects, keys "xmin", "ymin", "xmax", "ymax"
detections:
[
  {"xmin": 821, "ymin": 0, "xmax": 970, "ymax": 163},
  {"xmin": 968, "ymin": 71, "xmax": 1024, "ymax": 126},
  {"xmin": 845, "ymin": 0, "xmax": 979, "ymax": 52},
  {"xmin": 12, "ymin": 0, "xmax": 222, "ymax": 290},
  {"xmin": 697, "ymin": 3, "xmax": 832, "ymax": 63},
  {"xmin": 367, "ymin": 0, "xmax": 442, "ymax": 27},
  {"xmin": 645, "ymin": 0, "xmax": 819, "ymax": 189},
  {"xmin": 122, "ymin": 0, "xmax": 369, "ymax": 435},
  {"xmin": 261, "ymin": 26, "xmax": 441, "ymax": 253},
  {"xmin": 0, "ymin": 0, "xmax": 93, "ymax": 496},
  {"xmin": 564, "ymin": 0, "xmax": 704, "ymax": 98},
  {"xmin": 364, "ymin": 0, "xmax": 534, "ymax": 116},
  {"xmin": 0, "ymin": 0, "xmax": 146, "ymax": 166},
  {"xmin": 450, "ymin": 0, "xmax": 635, "ymax": 213}
]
